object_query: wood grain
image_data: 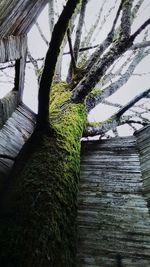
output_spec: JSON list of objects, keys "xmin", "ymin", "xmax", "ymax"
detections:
[
  {"xmin": 0, "ymin": 103, "xmax": 36, "ymax": 180},
  {"xmin": 77, "ymin": 136, "xmax": 150, "ymax": 267}
]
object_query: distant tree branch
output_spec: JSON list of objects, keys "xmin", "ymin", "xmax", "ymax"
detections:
[
  {"xmin": 35, "ymin": 21, "xmax": 49, "ymax": 46},
  {"xmin": 130, "ymin": 17, "xmax": 150, "ymax": 43},
  {"xmin": 80, "ymin": 0, "xmax": 106, "ymax": 49},
  {"xmin": 64, "ymin": 44, "xmax": 99, "ymax": 55},
  {"xmin": 121, "ymin": 118, "xmax": 148, "ymax": 127},
  {"xmin": 131, "ymin": 0, "xmax": 144, "ymax": 21},
  {"xmin": 67, "ymin": 28, "xmax": 77, "ymax": 74},
  {"xmin": 84, "ymin": 87, "xmax": 150, "ymax": 137},
  {"xmin": 102, "ymin": 99, "xmax": 150, "ymax": 121},
  {"xmin": 131, "ymin": 40, "xmax": 150, "ymax": 50},
  {"xmin": 73, "ymin": 0, "xmax": 88, "ymax": 62},
  {"xmin": 116, "ymin": 88, "xmax": 150, "ymax": 118},
  {"xmin": 27, "ymin": 48, "xmax": 40, "ymax": 83},
  {"xmin": 85, "ymin": 0, "xmax": 123, "ymax": 73},
  {"xmin": 72, "ymin": 7, "xmax": 150, "ymax": 104},
  {"xmin": 48, "ymin": 0, "xmax": 55, "ymax": 35},
  {"xmin": 62, "ymin": 39, "xmax": 150, "ymax": 55},
  {"xmin": 86, "ymin": 47, "xmax": 150, "ymax": 111},
  {"xmin": 67, "ymin": 0, "xmax": 88, "ymax": 81}
]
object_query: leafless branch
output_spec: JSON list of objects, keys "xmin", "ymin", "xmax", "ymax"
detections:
[
  {"xmin": 73, "ymin": 0, "xmax": 88, "ymax": 62},
  {"xmin": 116, "ymin": 88, "xmax": 150, "ymax": 118},
  {"xmin": 131, "ymin": 40, "xmax": 150, "ymax": 50},
  {"xmin": 48, "ymin": 0, "xmax": 55, "ymax": 35},
  {"xmin": 130, "ymin": 17, "xmax": 150, "ymax": 43},
  {"xmin": 84, "ymin": 87, "xmax": 150, "ymax": 137},
  {"xmin": 35, "ymin": 21, "xmax": 49, "ymax": 46},
  {"xmin": 85, "ymin": 0, "xmax": 123, "ymax": 73},
  {"xmin": 132, "ymin": 0, "xmax": 144, "ymax": 20},
  {"xmin": 86, "ymin": 46, "xmax": 150, "ymax": 111},
  {"xmin": 80, "ymin": 0, "xmax": 106, "ymax": 48},
  {"xmin": 27, "ymin": 48, "xmax": 41, "ymax": 84},
  {"xmin": 67, "ymin": 28, "xmax": 76, "ymax": 73},
  {"xmin": 67, "ymin": 0, "xmax": 88, "ymax": 81},
  {"xmin": 64, "ymin": 44, "xmax": 99, "ymax": 55},
  {"xmin": 120, "ymin": 0, "xmax": 132, "ymax": 39}
]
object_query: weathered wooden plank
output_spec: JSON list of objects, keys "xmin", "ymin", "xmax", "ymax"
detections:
[
  {"xmin": 77, "ymin": 136, "xmax": 150, "ymax": 267},
  {"xmin": 0, "ymin": 103, "xmax": 35, "ymax": 178},
  {"xmin": 0, "ymin": 0, "xmax": 47, "ymax": 37},
  {"xmin": 11, "ymin": 111, "xmax": 35, "ymax": 135},
  {"xmin": 136, "ymin": 125, "xmax": 150, "ymax": 208},
  {"xmin": 17, "ymin": 104, "xmax": 36, "ymax": 122},
  {"xmin": 0, "ymin": 35, "xmax": 27, "ymax": 62},
  {"xmin": 0, "ymin": 91, "xmax": 18, "ymax": 128}
]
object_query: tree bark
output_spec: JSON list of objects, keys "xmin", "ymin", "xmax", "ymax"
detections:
[{"xmin": 0, "ymin": 83, "xmax": 86, "ymax": 267}]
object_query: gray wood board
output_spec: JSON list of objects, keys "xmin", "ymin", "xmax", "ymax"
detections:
[
  {"xmin": 77, "ymin": 136, "xmax": 150, "ymax": 267},
  {"xmin": 0, "ymin": 104, "xmax": 36, "ymax": 177}
]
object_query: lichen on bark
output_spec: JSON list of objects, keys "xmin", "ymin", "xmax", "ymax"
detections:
[{"xmin": 0, "ymin": 82, "xmax": 86, "ymax": 267}]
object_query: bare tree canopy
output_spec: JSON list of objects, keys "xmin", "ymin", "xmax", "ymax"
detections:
[{"xmin": 1, "ymin": 0, "xmax": 149, "ymax": 138}]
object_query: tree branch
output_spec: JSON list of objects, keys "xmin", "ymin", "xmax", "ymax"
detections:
[
  {"xmin": 80, "ymin": 0, "xmax": 106, "ymax": 49},
  {"xmin": 67, "ymin": 28, "xmax": 76, "ymax": 74},
  {"xmin": 67, "ymin": 0, "xmax": 88, "ymax": 81},
  {"xmin": 116, "ymin": 88, "xmax": 150, "ymax": 118},
  {"xmin": 27, "ymin": 48, "xmax": 40, "ymax": 83},
  {"xmin": 48, "ymin": 0, "xmax": 55, "ymax": 35},
  {"xmin": 130, "ymin": 17, "xmax": 150, "ymax": 43},
  {"xmin": 131, "ymin": 40, "xmax": 150, "ymax": 50},
  {"xmin": 85, "ymin": 0, "xmax": 123, "ymax": 73},
  {"xmin": 84, "ymin": 87, "xmax": 150, "ymax": 137},
  {"xmin": 131, "ymin": 0, "xmax": 144, "ymax": 21},
  {"xmin": 35, "ymin": 21, "xmax": 49, "ymax": 46},
  {"xmin": 120, "ymin": 0, "xmax": 132, "ymax": 40},
  {"xmin": 63, "ymin": 44, "xmax": 99, "ymax": 55},
  {"xmin": 37, "ymin": 0, "xmax": 80, "ymax": 131},
  {"xmin": 86, "ymin": 47, "xmax": 150, "ymax": 111},
  {"xmin": 72, "ymin": 4, "xmax": 150, "ymax": 104},
  {"xmin": 73, "ymin": 0, "xmax": 88, "ymax": 62}
]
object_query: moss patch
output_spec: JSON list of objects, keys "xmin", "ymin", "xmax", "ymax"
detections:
[
  {"xmin": 0, "ymin": 83, "xmax": 86, "ymax": 267},
  {"xmin": 89, "ymin": 88, "xmax": 102, "ymax": 98}
]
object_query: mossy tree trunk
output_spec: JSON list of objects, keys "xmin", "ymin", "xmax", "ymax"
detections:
[{"xmin": 0, "ymin": 83, "xmax": 86, "ymax": 267}]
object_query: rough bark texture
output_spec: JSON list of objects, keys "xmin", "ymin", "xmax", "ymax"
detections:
[{"xmin": 0, "ymin": 83, "xmax": 86, "ymax": 267}]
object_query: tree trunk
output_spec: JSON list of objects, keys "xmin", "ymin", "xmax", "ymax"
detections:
[{"xmin": 0, "ymin": 83, "xmax": 86, "ymax": 267}]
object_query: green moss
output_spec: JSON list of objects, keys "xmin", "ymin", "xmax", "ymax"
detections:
[
  {"xmin": 87, "ymin": 121, "xmax": 102, "ymax": 127},
  {"xmin": 89, "ymin": 88, "xmax": 102, "ymax": 97},
  {"xmin": 87, "ymin": 117, "xmax": 114, "ymax": 129},
  {"xmin": 0, "ymin": 83, "xmax": 86, "ymax": 267}
]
